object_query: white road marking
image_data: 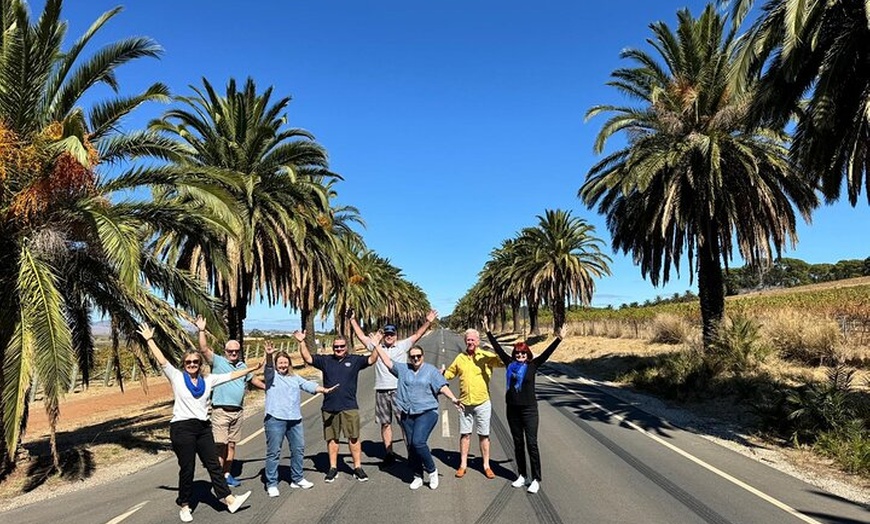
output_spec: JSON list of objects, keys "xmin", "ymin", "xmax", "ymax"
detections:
[
  {"xmin": 237, "ymin": 394, "xmax": 320, "ymax": 447},
  {"xmin": 544, "ymin": 374, "xmax": 824, "ymax": 524},
  {"xmin": 104, "ymin": 501, "xmax": 149, "ymax": 524},
  {"xmin": 441, "ymin": 409, "xmax": 451, "ymax": 438}
]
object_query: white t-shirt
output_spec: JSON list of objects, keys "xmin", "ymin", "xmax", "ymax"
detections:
[
  {"xmin": 162, "ymin": 362, "xmax": 233, "ymax": 423},
  {"xmin": 368, "ymin": 338, "xmax": 412, "ymax": 390}
]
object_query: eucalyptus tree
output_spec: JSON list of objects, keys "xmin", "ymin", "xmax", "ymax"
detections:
[
  {"xmin": 516, "ymin": 210, "xmax": 611, "ymax": 332},
  {"xmin": 580, "ymin": 5, "xmax": 817, "ymax": 347},
  {"xmin": 0, "ymin": 0, "xmax": 222, "ymax": 471},
  {"xmin": 722, "ymin": 0, "xmax": 870, "ymax": 206},
  {"xmin": 151, "ymin": 77, "xmax": 337, "ymax": 350}
]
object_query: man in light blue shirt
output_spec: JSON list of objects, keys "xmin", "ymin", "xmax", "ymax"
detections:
[{"xmin": 197, "ymin": 317, "xmax": 265, "ymax": 487}]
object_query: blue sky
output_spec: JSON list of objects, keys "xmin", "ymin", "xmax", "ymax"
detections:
[{"xmin": 44, "ymin": 1, "xmax": 870, "ymax": 330}]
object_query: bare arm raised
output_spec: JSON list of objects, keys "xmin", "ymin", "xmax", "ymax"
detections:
[
  {"xmin": 347, "ymin": 309, "xmax": 372, "ymax": 348},
  {"xmin": 408, "ymin": 309, "xmax": 438, "ymax": 345},
  {"xmin": 295, "ymin": 330, "xmax": 313, "ymax": 365},
  {"xmin": 195, "ymin": 316, "xmax": 215, "ymax": 364},
  {"xmin": 137, "ymin": 323, "xmax": 166, "ymax": 367}
]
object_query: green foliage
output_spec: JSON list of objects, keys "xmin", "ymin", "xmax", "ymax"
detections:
[
  {"xmin": 706, "ymin": 315, "xmax": 771, "ymax": 375},
  {"xmin": 725, "ymin": 257, "xmax": 867, "ymax": 294},
  {"xmin": 815, "ymin": 421, "xmax": 870, "ymax": 476}
]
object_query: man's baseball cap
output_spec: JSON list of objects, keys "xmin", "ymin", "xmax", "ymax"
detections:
[{"xmin": 383, "ymin": 324, "xmax": 397, "ymax": 335}]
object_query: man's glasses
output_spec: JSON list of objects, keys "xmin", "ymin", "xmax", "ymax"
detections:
[
  {"xmin": 333, "ymin": 344, "xmax": 347, "ymax": 349},
  {"xmin": 225, "ymin": 350, "xmax": 239, "ymax": 354},
  {"xmin": 184, "ymin": 360, "xmax": 200, "ymax": 365},
  {"xmin": 409, "ymin": 354, "xmax": 423, "ymax": 360}
]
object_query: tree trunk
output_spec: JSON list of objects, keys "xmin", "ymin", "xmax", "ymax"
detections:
[
  {"xmin": 553, "ymin": 298, "xmax": 566, "ymax": 334},
  {"xmin": 301, "ymin": 307, "xmax": 317, "ymax": 353},
  {"xmin": 528, "ymin": 301, "xmax": 540, "ymax": 336},
  {"xmin": 511, "ymin": 300, "xmax": 520, "ymax": 333},
  {"xmin": 698, "ymin": 237, "xmax": 725, "ymax": 349}
]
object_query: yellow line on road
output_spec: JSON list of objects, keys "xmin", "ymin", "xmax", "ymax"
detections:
[{"xmin": 544, "ymin": 375, "xmax": 824, "ymax": 524}]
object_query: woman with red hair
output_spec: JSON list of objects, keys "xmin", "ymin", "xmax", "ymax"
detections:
[{"xmin": 483, "ymin": 316, "xmax": 563, "ymax": 494}]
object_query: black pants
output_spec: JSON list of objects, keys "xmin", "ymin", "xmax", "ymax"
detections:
[
  {"xmin": 506, "ymin": 404, "xmax": 541, "ymax": 481},
  {"xmin": 170, "ymin": 419, "xmax": 231, "ymax": 506}
]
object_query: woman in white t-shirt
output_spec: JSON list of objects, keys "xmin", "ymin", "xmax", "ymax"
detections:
[{"xmin": 138, "ymin": 323, "xmax": 260, "ymax": 522}]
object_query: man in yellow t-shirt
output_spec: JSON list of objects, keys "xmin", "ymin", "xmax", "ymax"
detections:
[{"xmin": 442, "ymin": 328, "xmax": 503, "ymax": 479}]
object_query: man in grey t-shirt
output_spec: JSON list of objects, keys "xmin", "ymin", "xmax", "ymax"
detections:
[{"xmin": 349, "ymin": 308, "xmax": 438, "ymax": 464}]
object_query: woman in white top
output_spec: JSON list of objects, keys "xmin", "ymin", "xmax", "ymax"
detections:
[{"xmin": 138, "ymin": 323, "xmax": 260, "ymax": 522}]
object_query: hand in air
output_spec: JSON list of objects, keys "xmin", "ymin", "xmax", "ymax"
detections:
[{"xmin": 137, "ymin": 323, "xmax": 154, "ymax": 341}]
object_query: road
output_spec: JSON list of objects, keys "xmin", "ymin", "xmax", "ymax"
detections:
[{"xmin": 2, "ymin": 328, "xmax": 867, "ymax": 523}]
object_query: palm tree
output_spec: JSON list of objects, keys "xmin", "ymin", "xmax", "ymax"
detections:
[
  {"xmin": 516, "ymin": 210, "xmax": 611, "ymax": 332},
  {"xmin": 722, "ymin": 0, "xmax": 870, "ymax": 206},
  {"xmin": 580, "ymin": 5, "xmax": 818, "ymax": 347},
  {"xmin": 0, "ymin": 0, "xmax": 221, "ymax": 471},
  {"xmin": 151, "ymin": 77, "xmax": 338, "ymax": 351}
]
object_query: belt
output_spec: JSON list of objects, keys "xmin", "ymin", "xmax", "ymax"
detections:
[{"xmin": 213, "ymin": 405, "xmax": 243, "ymax": 412}]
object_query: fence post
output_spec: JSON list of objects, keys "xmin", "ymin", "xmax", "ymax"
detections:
[{"xmin": 103, "ymin": 358, "xmax": 113, "ymax": 387}]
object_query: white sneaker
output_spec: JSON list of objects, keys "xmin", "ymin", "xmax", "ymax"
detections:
[
  {"xmin": 225, "ymin": 490, "xmax": 251, "ymax": 513},
  {"xmin": 527, "ymin": 480, "xmax": 540, "ymax": 494},
  {"xmin": 290, "ymin": 478, "xmax": 314, "ymax": 489},
  {"xmin": 409, "ymin": 476, "xmax": 424, "ymax": 490},
  {"xmin": 179, "ymin": 506, "xmax": 193, "ymax": 522},
  {"xmin": 511, "ymin": 475, "xmax": 526, "ymax": 488},
  {"xmin": 267, "ymin": 486, "xmax": 280, "ymax": 498},
  {"xmin": 429, "ymin": 469, "xmax": 439, "ymax": 490}
]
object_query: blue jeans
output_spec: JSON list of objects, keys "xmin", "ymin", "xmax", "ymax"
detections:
[
  {"xmin": 400, "ymin": 409, "xmax": 438, "ymax": 476},
  {"xmin": 264, "ymin": 414, "xmax": 304, "ymax": 487}
]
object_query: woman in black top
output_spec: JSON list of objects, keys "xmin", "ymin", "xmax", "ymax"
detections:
[{"xmin": 484, "ymin": 316, "xmax": 562, "ymax": 494}]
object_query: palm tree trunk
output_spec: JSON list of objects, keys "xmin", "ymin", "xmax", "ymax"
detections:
[
  {"xmin": 528, "ymin": 301, "xmax": 540, "ymax": 336},
  {"xmin": 511, "ymin": 300, "xmax": 520, "ymax": 333},
  {"xmin": 698, "ymin": 238, "xmax": 725, "ymax": 349}
]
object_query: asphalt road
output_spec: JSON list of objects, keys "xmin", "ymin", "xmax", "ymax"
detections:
[{"xmin": 2, "ymin": 328, "xmax": 867, "ymax": 524}]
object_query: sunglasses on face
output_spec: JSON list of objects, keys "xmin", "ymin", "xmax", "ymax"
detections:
[
  {"xmin": 184, "ymin": 360, "xmax": 200, "ymax": 365},
  {"xmin": 226, "ymin": 350, "xmax": 239, "ymax": 354},
  {"xmin": 409, "ymin": 354, "xmax": 423, "ymax": 360},
  {"xmin": 333, "ymin": 344, "xmax": 347, "ymax": 349},
  {"xmin": 514, "ymin": 352, "xmax": 529, "ymax": 358}
]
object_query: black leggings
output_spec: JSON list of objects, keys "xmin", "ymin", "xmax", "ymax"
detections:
[
  {"xmin": 170, "ymin": 419, "xmax": 231, "ymax": 506},
  {"xmin": 506, "ymin": 404, "xmax": 541, "ymax": 481}
]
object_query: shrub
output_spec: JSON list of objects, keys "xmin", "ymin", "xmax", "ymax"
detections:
[
  {"xmin": 624, "ymin": 349, "xmax": 708, "ymax": 399},
  {"xmin": 706, "ymin": 315, "xmax": 772, "ymax": 375},
  {"xmin": 815, "ymin": 421, "xmax": 870, "ymax": 476},
  {"xmin": 764, "ymin": 310, "xmax": 841, "ymax": 364},
  {"xmin": 650, "ymin": 314, "xmax": 692, "ymax": 344}
]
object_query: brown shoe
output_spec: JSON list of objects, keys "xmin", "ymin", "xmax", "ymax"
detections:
[
  {"xmin": 455, "ymin": 468, "xmax": 466, "ymax": 478},
  {"xmin": 484, "ymin": 468, "xmax": 495, "ymax": 479}
]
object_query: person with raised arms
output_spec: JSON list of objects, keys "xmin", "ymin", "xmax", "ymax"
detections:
[
  {"xmin": 483, "ymin": 315, "xmax": 563, "ymax": 494},
  {"xmin": 297, "ymin": 330, "xmax": 378, "ymax": 482},
  {"xmin": 137, "ymin": 323, "xmax": 259, "ymax": 522},
  {"xmin": 372, "ymin": 332, "xmax": 463, "ymax": 490},
  {"xmin": 262, "ymin": 337, "xmax": 338, "ymax": 497}
]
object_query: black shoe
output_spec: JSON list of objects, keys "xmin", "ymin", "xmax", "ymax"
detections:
[
  {"xmin": 324, "ymin": 467, "xmax": 339, "ymax": 483},
  {"xmin": 353, "ymin": 467, "xmax": 369, "ymax": 482}
]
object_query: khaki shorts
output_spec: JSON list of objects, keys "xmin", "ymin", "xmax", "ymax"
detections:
[
  {"xmin": 322, "ymin": 410, "xmax": 360, "ymax": 441},
  {"xmin": 458, "ymin": 400, "xmax": 491, "ymax": 437},
  {"xmin": 211, "ymin": 406, "xmax": 244, "ymax": 444}
]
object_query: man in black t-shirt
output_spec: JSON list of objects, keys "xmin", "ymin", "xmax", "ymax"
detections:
[{"xmin": 298, "ymin": 332, "xmax": 378, "ymax": 482}]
